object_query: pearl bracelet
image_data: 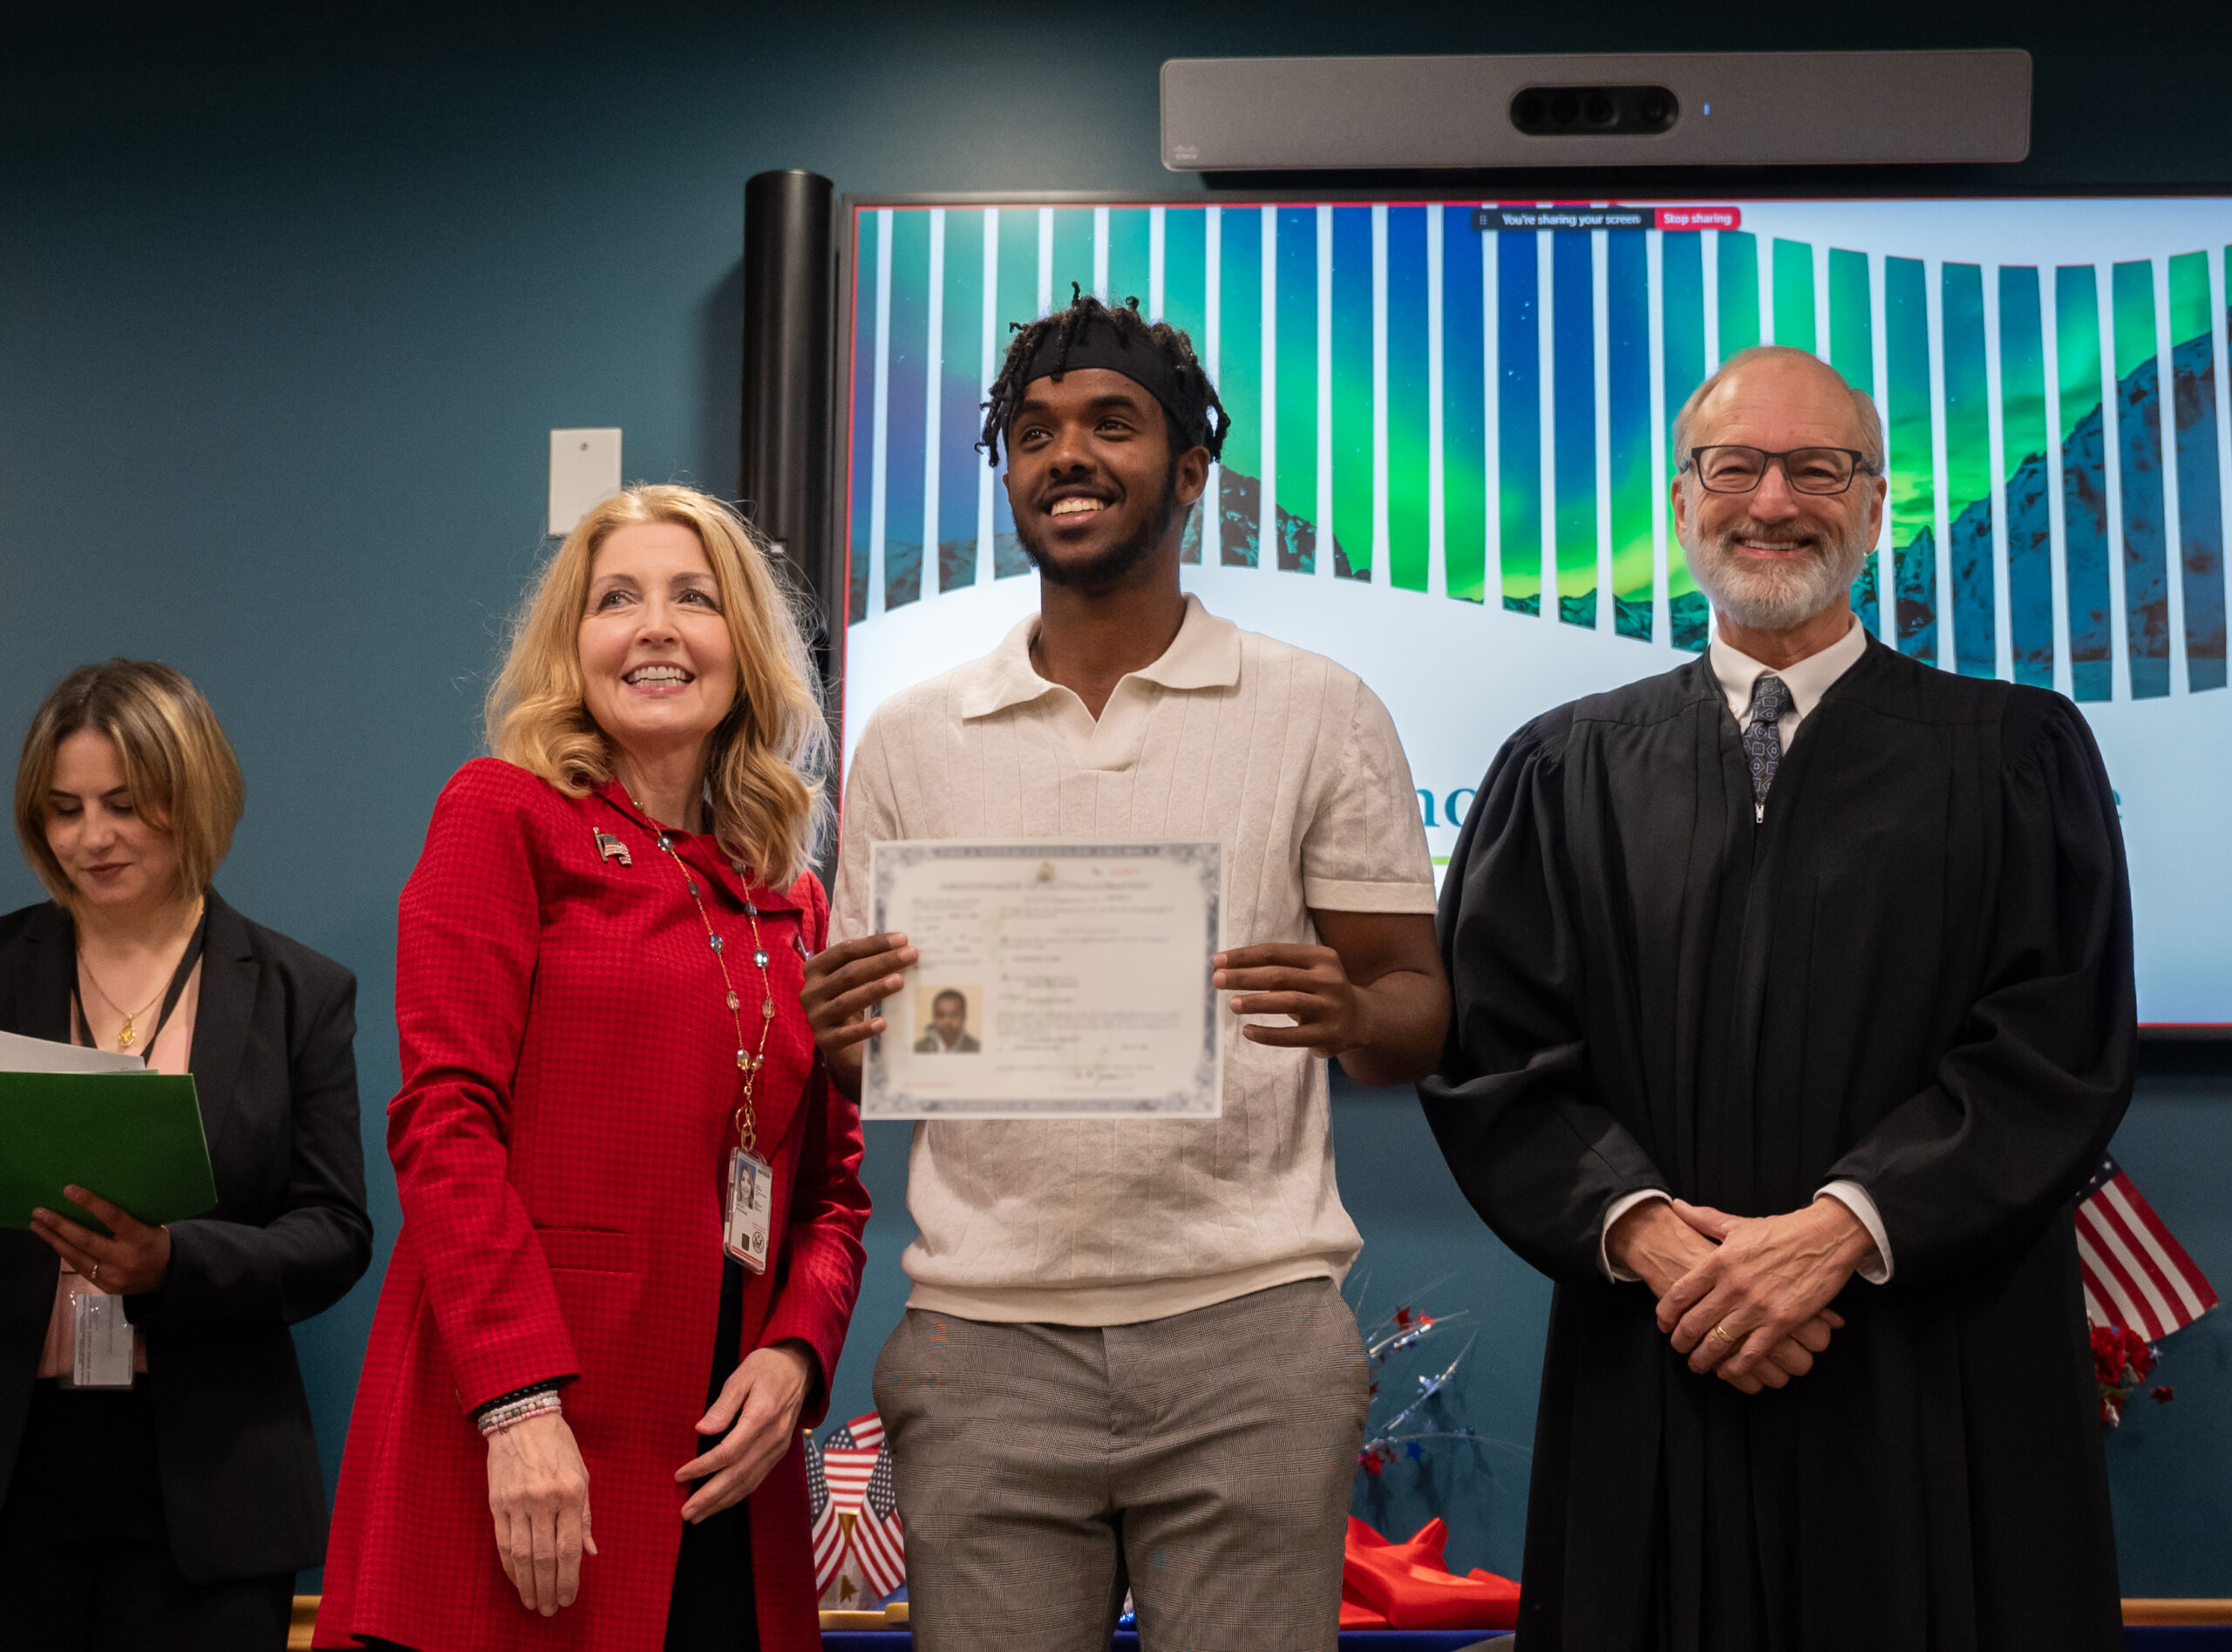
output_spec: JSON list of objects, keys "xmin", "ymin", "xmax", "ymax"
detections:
[{"xmin": 479, "ymin": 1390, "xmax": 564, "ymax": 1438}]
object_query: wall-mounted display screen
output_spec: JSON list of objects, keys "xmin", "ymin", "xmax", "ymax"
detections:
[{"xmin": 840, "ymin": 198, "xmax": 2232, "ymax": 1025}]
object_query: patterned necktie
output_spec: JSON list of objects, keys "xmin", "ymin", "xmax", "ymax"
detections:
[{"xmin": 1743, "ymin": 673, "xmax": 1791, "ymax": 819}]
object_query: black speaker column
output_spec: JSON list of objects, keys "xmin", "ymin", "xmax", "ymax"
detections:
[{"xmin": 740, "ymin": 168, "xmax": 840, "ymax": 708}]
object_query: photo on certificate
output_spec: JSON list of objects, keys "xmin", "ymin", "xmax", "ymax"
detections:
[
  {"xmin": 865, "ymin": 840, "xmax": 1224, "ymax": 1118},
  {"xmin": 913, "ymin": 985, "xmax": 984, "ymax": 1055}
]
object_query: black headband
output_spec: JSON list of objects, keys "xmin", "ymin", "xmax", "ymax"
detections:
[{"xmin": 1016, "ymin": 311, "xmax": 1209, "ymax": 452}]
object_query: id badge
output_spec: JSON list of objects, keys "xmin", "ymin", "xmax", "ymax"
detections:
[
  {"xmin": 725, "ymin": 1147, "xmax": 772, "ymax": 1274},
  {"xmin": 62, "ymin": 1291, "xmax": 134, "ymax": 1390}
]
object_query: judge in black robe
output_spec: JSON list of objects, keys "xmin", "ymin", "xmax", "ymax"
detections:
[{"xmin": 1419, "ymin": 345, "xmax": 2135, "ymax": 1652}]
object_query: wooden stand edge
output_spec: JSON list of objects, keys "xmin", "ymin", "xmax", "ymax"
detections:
[
  {"xmin": 2126, "ymin": 1600, "xmax": 2232, "ymax": 1626},
  {"xmin": 819, "ymin": 1601, "xmax": 910, "ymax": 1628}
]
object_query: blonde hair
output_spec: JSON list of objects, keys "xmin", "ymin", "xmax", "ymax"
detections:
[
  {"xmin": 486, "ymin": 484, "xmax": 831, "ymax": 886},
  {"xmin": 14, "ymin": 660, "xmax": 245, "ymax": 906},
  {"xmin": 1672, "ymin": 344, "xmax": 1886, "ymax": 474}
]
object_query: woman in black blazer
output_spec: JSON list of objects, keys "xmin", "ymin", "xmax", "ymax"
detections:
[{"xmin": 0, "ymin": 660, "xmax": 371, "ymax": 1652}]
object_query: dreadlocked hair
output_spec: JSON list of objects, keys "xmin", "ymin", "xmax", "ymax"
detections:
[{"xmin": 978, "ymin": 288, "xmax": 1230, "ymax": 469}]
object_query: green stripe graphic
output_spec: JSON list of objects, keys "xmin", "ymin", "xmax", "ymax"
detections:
[
  {"xmin": 1161, "ymin": 208, "xmax": 1208, "ymax": 562},
  {"xmin": 1106, "ymin": 208, "xmax": 1149, "ymax": 309},
  {"xmin": 1661, "ymin": 232, "xmax": 1707, "ymax": 649},
  {"xmin": 1827, "ymin": 249, "xmax": 1872, "ymax": 392},
  {"xmin": 1772, "ymin": 239, "xmax": 1815, "ymax": 351},
  {"xmin": 1387, "ymin": 207, "xmax": 1431, "ymax": 592},
  {"xmin": 1885, "ymin": 256, "xmax": 1938, "ymax": 662},
  {"xmin": 1718, "ymin": 230, "xmax": 1760, "ymax": 357},
  {"xmin": 1330, "ymin": 207, "xmax": 1373, "ymax": 580},
  {"xmin": 1215, "ymin": 207, "xmax": 1263, "ymax": 568},
  {"xmin": 1276, "ymin": 206, "xmax": 1319, "ymax": 572}
]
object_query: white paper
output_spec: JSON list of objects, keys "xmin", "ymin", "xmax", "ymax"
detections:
[
  {"xmin": 864, "ymin": 840, "xmax": 1224, "ymax": 1118},
  {"xmin": 0, "ymin": 1030, "xmax": 147, "ymax": 1075}
]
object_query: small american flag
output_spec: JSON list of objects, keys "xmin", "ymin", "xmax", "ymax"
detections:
[
  {"xmin": 806, "ymin": 1431, "xmax": 843, "ymax": 1590},
  {"xmin": 806, "ymin": 1429, "xmax": 828, "ymax": 1507},
  {"xmin": 852, "ymin": 1446, "xmax": 907, "ymax": 1598},
  {"xmin": 807, "ymin": 1411, "xmax": 906, "ymax": 1600},
  {"xmin": 2076, "ymin": 1156, "xmax": 2217, "ymax": 1343}
]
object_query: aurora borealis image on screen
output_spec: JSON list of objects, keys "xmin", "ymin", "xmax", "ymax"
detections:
[{"xmin": 840, "ymin": 198, "xmax": 2232, "ymax": 1023}]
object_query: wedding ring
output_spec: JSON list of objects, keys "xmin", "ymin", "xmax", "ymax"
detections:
[
  {"xmin": 1709, "ymin": 1322, "xmax": 1734, "ymax": 1345},
  {"xmin": 89, "ymin": 1261, "xmax": 102, "ymax": 1286}
]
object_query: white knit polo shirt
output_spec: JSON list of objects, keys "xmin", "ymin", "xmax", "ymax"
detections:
[{"xmin": 832, "ymin": 595, "xmax": 1436, "ymax": 1325}]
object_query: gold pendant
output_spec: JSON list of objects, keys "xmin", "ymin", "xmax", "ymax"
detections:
[{"xmin": 118, "ymin": 1018, "xmax": 136, "ymax": 1050}]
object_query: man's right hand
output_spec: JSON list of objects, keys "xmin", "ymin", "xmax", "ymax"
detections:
[
  {"xmin": 486, "ymin": 1411, "xmax": 595, "ymax": 1615},
  {"xmin": 1607, "ymin": 1199, "xmax": 1842, "ymax": 1395},
  {"xmin": 800, "ymin": 933, "xmax": 918, "ymax": 1100}
]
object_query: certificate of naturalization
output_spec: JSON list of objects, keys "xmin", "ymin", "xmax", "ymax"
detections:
[{"xmin": 863, "ymin": 840, "xmax": 1224, "ymax": 1118}]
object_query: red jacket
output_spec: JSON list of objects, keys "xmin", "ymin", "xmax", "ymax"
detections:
[{"xmin": 317, "ymin": 759, "xmax": 869, "ymax": 1652}]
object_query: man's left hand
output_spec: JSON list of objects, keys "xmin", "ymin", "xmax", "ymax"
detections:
[
  {"xmin": 676, "ymin": 1341, "xmax": 815, "ymax": 1523},
  {"xmin": 1657, "ymin": 1197, "xmax": 1879, "ymax": 1383},
  {"xmin": 30, "ymin": 1186, "xmax": 172, "ymax": 1295},
  {"xmin": 1215, "ymin": 913, "xmax": 1446, "ymax": 1086},
  {"xmin": 1215, "ymin": 943, "xmax": 1374, "ymax": 1058}
]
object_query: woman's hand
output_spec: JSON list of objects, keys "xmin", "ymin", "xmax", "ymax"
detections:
[
  {"xmin": 487, "ymin": 1411, "xmax": 596, "ymax": 1615},
  {"xmin": 30, "ymin": 1186, "xmax": 172, "ymax": 1294},
  {"xmin": 676, "ymin": 1340, "xmax": 814, "ymax": 1522}
]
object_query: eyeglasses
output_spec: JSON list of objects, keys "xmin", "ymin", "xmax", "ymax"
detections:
[{"xmin": 1683, "ymin": 445, "xmax": 1875, "ymax": 495}]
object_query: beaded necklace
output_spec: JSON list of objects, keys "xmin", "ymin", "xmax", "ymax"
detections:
[{"xmin": 646, "ymin": 827, "xmax": 772, "ymax": 1154}]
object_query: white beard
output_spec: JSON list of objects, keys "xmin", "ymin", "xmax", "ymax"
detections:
[{"xmin": 1682, "ymin": 517, "xmax": 1871, "ymax": 632}]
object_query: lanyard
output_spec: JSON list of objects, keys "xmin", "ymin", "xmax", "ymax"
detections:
[
  {"xmin": 601, "ymin": 799, "xmax": 774, "ymax": 1153},
  {"xmin": 71, "ymin": 907, "xmax": 209, "ymax": 1060}
]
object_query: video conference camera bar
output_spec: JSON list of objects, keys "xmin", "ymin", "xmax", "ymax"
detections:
[{"xmin": 1160, "ymin": 51, "xmax": 2031, "ymax": 170}]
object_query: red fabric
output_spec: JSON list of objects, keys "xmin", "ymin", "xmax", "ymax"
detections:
[
  {"xmin": 316, "ymin": 760, "xmax": 869, "ymax": 1652},
  {"xmin": 1338, "ymin": 1517, "xmax": 1521, "ymax": 1632}
]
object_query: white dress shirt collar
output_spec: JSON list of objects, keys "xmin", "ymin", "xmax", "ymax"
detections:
[{"xmin": 1707, "ymin": 611, "xmax": 1868, "ymax": 744}]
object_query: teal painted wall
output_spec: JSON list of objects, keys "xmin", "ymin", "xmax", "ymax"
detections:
[{"xmin": 3, "ymin": 0, "xmax": 2229, "ymax": 1597}]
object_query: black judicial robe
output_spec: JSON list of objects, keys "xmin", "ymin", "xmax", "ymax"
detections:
[{"xmin": 1419, "ymin": 636, "xmax": 2134, "ymax": 1652}]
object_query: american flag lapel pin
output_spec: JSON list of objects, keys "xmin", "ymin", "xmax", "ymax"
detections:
[{"xmin": 595, "ymin": 831, "xmax": 633, "ymax": 867}]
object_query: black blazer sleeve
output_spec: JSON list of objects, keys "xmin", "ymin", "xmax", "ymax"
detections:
[{"xmin": 125, "ymin": 955, "xmax": 371, "ymax": 1334}]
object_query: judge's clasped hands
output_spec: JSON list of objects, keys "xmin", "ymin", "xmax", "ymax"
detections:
[{"xmin": 1608, "ymin": 1193, "xmax": 1879, "ymax": 1394}]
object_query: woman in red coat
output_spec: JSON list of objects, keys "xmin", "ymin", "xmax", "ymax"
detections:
[{"xmin": 317, "ymin": 485, "xmax": 870, "ymax": 1652}]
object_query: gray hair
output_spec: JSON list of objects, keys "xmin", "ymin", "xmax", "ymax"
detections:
[{"xmin": 1671, "ymin": 344, "xmax": 1884, "ymax": 475}]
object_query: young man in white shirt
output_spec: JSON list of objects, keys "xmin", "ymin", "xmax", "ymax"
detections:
[{"xmin": 805, "ymin": 294, "xmax": 1447, "ymax": 1652}]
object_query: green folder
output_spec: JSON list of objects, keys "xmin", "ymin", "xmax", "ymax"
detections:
[{"xmin": 0, "ymin": 1072, "xmax": 218, "ymax": 1231}]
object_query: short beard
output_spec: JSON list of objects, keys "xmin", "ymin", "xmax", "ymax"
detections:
[
  {"xmin": 1682, "ymin": 513, "xmax": 1871, "ymax": 632},
  {"xmin": 1018, "ymin": 469, "xmax": 1183, "ymax": 593}
]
